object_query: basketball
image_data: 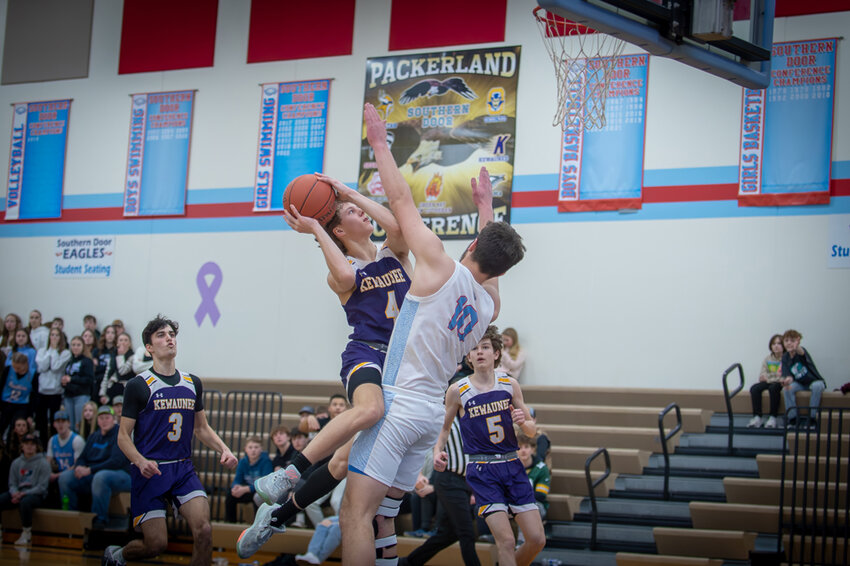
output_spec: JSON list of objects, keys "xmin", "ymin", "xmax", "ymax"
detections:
[{"xmin": 282, "ymin": 174, "xmax": 336, "ymax": 226}]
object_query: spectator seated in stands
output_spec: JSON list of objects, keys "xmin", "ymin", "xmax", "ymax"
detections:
[
  {"xmin": 0, "ymin": 353, "xmax": 36, "ymax": 440},
  {"xmin": 58, "ymin": 405, "xmax": 130, "ymax": 529},
  {"xmin": 77, "ymin": 401, "xmax": 98, "ymax": 441},
  {"xmin": 225, "ymin": 435, "xmax": 273, "ymax": 523},
  {"xmin": 528, "ymin": 406, "xmax": 551, "ymax": 468},
  {"xmin": 748, "ymin": 334, "xmax": 784, "ymax": 429},
  {"xmin": 0, "ymin": 433, "xmax": 50, "ymax": 546},
  {"xmin": 295, "ymin": 479, "xmax": 347, "ymax": 565},
  {"xmin": 781, "ymin": 329, "xmax": 826, "ymax": 429},
  {"xmin": 35, "ymin": 327, "xmax": 71, "ymax": 447},
  {"xmin": 517, "ymin": 432, "xmax": 550, "ymax": 535},
  {"xmin": 46, "ymin": 410, "xmax": 84, "ymax": 507},
  {"xmin": 270, "ymin": 424, "xmax": 296, "ymax": 471},
  {"xmin": 111, "ymin": 396, "xmax": 123, "ymax": 420}
]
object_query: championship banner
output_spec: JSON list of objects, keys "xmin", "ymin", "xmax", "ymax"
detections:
[
  {"xmin": 5, "ymin": 99, "xmax": 71, "ymax": 220},
  {"xmin": 738, "ymin": 39, "xmax": 837, "ymax": 206},
  {"xmin": 558, "ymin": 55, "xmax": 648, "ymax": 212},
  {"xmin": 253, "ymin": 80, "xmax": 330, "ymax": 211},
  {"xmin": 123, "ymin": 90, "xmax": 195, "ymax": 217},
  {"xmin": 359, "ymin": 46, "xmax": 520, "ymax": 239}
]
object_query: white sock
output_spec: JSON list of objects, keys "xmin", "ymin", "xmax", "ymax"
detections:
[{"xmin": 113, "ymin": 548, "xmax": 125, "ymax": 563}]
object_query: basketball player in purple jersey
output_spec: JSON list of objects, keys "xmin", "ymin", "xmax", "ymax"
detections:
[
  {"xmin": 338, "ymin": 105, "xmax": 524, "ymax": 565},
  {"xmin": 437, "ymin": 326, "xmax": 545, "ymax": 566},
  {"xmin": 103, "ymin": 316, "xmax": 237, "ymax": 566},
  {"xmin": 237, "ymin": 174, "xmax": 414, "ymax": 558}
]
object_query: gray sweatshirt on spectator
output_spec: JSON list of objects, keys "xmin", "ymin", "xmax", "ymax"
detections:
[{"xmin": 8, "ymin": 452, "xmax": 50, "ymax": 497}]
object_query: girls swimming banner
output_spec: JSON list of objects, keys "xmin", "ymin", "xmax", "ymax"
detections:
[
  {"xmin": 738, "ymin": 38, "xmax": 837, "ymax": 206},
  {"xmin": 123, "ymin": 90, "xmax": 195, "ymax": 217},
  {"xmin": 253, "ymin": 80, "xmax": 330, "ymax": 212},
  {"xmin": 5, "ymin": 99, "xmax": 71, "ymax": 220},
  {"xmin": 559, "ymin": 55, "xmax": 648, "ymax": 212},
  {"xmin": 359, "ymin": 46, "xmax": 520, "ymax": 239}
]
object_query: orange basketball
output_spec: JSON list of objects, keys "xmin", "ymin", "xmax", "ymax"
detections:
[{"xmin": 282, "ymin": 174, "xmax": 336, "ymax": 226}]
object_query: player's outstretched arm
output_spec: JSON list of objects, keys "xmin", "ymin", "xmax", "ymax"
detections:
[
  {"xmin": 433, "ymin": 384, "xmax": 461, "ymax": 472},
  {"xmin": 364, "ymin": 103, "xmax": 453, "ymax": 293},
  {"xmin": 194, "ymin": 411, "xmax": 238, "ymax": 469},
  {"xmin": 472, "ymin": 167, "xmax": 501, "ymax": 321},
  {"xmin": 283, "ymin": 205, "xmax": 355, "ymax": 295},
  {"xmin": 509, "ymin": 379, "xmax": 536, "ymax": 438},
  {"xmin": 316, "ymin": 173, "xmax": 410, "ymax": 264}
]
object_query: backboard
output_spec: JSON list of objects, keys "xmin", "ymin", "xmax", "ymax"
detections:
[{"xmin": 537, "ymin": 0, "xmax": 775, "ymax": 89}]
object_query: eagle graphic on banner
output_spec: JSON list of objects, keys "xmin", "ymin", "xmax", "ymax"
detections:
[{"xmin": 400, "ymin": 77, "xmax": 478, "ymax": 104}]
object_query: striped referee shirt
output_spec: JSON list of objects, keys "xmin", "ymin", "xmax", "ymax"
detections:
[{"xmin": 444, "ymin": 416, "xmax": 469, "ymax": 476}]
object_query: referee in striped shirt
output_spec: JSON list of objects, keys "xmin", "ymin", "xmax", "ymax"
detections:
[{"xmin": 402, "ymin": 416, "xmax": 481, "ymax": 566}]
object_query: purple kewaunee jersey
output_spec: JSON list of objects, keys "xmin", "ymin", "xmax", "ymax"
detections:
[
  {"xmin": 457, "ymin": 375, "xmax": 518, "ymax": 455},
  {"xmin": 134, "ymin": 370, "xmax": 197, "ymax": 461},
  {"xmin": 344, "ymin": 245, "xmax": 410, "ymax": 344}
]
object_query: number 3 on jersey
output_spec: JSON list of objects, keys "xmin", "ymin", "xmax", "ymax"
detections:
[
  {"xmin": 167, "ymin": 413, "xmax": 183, "ymax": 442},
  {"xmin": 385, "ymin": 290, "xmax": 400, "ymax": 319}
]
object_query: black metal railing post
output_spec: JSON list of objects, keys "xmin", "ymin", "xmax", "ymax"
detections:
[
  {"xmin": 584, "ymin": 447, "xmax": 611, "ymax": 551},
  {"xmin": 722, "ymin": 363, "xmax": 745, "ymax": 455},
  {"xmin": 658, "ymin": 402, "xmax": 682, "ymax": 501}
]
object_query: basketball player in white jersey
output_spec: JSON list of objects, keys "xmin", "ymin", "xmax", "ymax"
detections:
[{"xmin": 339, "ymin": 104, "xmax": 525, "ymax": 565}]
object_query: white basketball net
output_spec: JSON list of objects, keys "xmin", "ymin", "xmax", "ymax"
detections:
[{"xmin": 533, "ymin": 7, "xmax": 627, "ymax": 131}]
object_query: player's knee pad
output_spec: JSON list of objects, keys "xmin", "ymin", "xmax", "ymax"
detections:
[
  {"xmin": 377, "ymin": 495, "xmax": 403, "ymax": 518},
  {"xmin": 375, "ymin": 534, "xmax": 397, "ymax": 563}
]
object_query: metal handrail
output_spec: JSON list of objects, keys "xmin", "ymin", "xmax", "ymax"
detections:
[
  {"xmin": 658, "ymin": 402, "xmax": 682, "ymax": 501},
  {"xmin": 584, "ymin": 447, "xmax": 611, "ymax": 550},
  {"xmin": 722, "ymin": 363, "xmax": 745, "ymax": 455}
]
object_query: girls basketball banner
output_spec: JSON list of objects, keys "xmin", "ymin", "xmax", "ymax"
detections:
[
  {"xmin": 558, "ymin": 55, "xmax": 648, "ymax": 212},
  {"xmin": 253, "ymin": 80, "xmax": 330, "ymax": 212},
  {"xmin": 358, "ymin": 46, "xmax": 520, "ymax": 239},
  {"xmin": 123, "ymin": 90, "xmax": 195, "ymax": 217},
  {"xmin": 738, "ymin": 38, "xmax": 837, "ymax": 206},
  {"xmin": 5, "ymin": 99, "xmax": 71, "ymax": 220}
]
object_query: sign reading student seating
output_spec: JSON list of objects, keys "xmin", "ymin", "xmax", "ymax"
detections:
[
  {"xmin": 53, "ymin": 236, "xmax": 115, "ymax": 278},
  {"xmin": 123, "ymin": 91, "xmax": 195, "ymax": 217},
  {"xmin": 5, "ymin": 99, "xmax": 72, "ymax": 220}
]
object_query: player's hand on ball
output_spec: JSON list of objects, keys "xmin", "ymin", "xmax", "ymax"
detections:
[
  {"xmin": 283, "ymin": 205, "xmax": 321, "ymax": 234},
  {"xmin": 138, "ymin": 458, "xmax": 161, "ymax": 478},
  {"xmin": 315, "ymin": 173, "xmax": 355, "ymax": 200},
  {"xmin": 364, "ymin": 103, "xmax": 388, "ymax": 148},
  {"xmin": 510, "ymin": 404, "xmax": 525, "ymax": 425},
  {"xmin": 221, "ymin": 448, "xmax": 238, "ymax": 470}
]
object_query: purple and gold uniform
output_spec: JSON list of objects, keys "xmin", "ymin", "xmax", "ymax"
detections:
[
  {"xmin": 457, "ymin": 374, "xmax": 536, "ymax": 517},
  {"xmin": 339, "ymin": 245, "xmax": 410, "ymax": 398},
  {"xmin": 123, "ymin": 369, "xmax": 207, "ymax": 528}
]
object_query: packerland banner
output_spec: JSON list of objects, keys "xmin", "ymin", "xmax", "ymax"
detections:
[
  {"xmin": 253, "ymin": 80, "xmax": 330, "ymax": 211},
  {"xmin": 738, "ymin": 38, "xmax": 837, "ymax": 206},
  {"xmin": 359, "ymin": 46, "xmax": 520, "ymax": 239},
  {"xmin": 123, "ymin": 90, "xmax": 195, "ymax": 216},
  {"xmin": 5, "ymin": 99, "xmax": 71, "ymax": 220}
]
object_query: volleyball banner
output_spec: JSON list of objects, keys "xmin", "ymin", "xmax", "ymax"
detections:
[
  {"xmin": 738, "ymin": 38, "xmax": 837, "ymax": 206},
  {"xmin": 5, "ymin": 100, "xmax": 71, "ymax": 220},
  {"xmin": 558, "ymin": 54, "xmax": 648, "ymax": 212},
  {"xmin": 253, "ymin": 80, "xmax": 330, "ymax": 212},
  {"xmin": 359, "ymin": 46, "xmax": 520, "ymax": 239},
  {"xmin": 123, "ymin": 90, "xmax": 195, "ymax": 217}
]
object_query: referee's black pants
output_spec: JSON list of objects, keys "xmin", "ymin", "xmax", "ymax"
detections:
[{"xmin": 405, "ymin": 470, "xmax": 481, "ymax": 566}]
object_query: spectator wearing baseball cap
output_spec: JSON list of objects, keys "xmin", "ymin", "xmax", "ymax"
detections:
[
  {"xmin": 57, "ymin": 405, "xmax": 130, "ymax": 529},
  {"xmin": 111, "ymin": 395, "xmax": 124, "ymax": 420},
  {"xmin": 47, "ymin": 409, "xmax": 85, "ymax": 494},
  {"xmin": 0, "ymin": 432, "xmax": 50, "ymax": 545}
]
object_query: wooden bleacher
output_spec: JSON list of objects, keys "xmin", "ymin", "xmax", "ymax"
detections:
[{"xmin": 5, "ymin": 379, "xmax": 846, "ymax": 565}]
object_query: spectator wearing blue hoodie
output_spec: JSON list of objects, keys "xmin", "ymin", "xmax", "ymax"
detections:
[{"xmin": 225, "ymin": 435, "xmax": 273, "ymax": 523}]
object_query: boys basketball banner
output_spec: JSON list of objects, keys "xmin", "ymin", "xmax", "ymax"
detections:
[
  {"xmin": 738, "ymin": 38, "xmax": 837, "ymax": 206},
  {"xmin": 558, "ymin": 55, "xmax": 648, "ymax": 212},
  {"xmin": 123, "ymin": 90, "xmax": 195, "ymax": 217},
  {"xmin": 5, "ymin": 99, "xmax": 71, "ymax": 220},
  {"xmin": 358, "ymin": 46, "xmax": 520, "ymax": 239},
  {"xmin": 253, "ymin": 80, "xmax": 330, "ymax": 212}
]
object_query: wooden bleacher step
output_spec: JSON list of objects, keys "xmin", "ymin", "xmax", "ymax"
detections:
[
  {"xmin": 551, "ymin": 446, "xmax": 650, "ymax": 474},
  {"xmin": 756, "ymin": 453, "xmax": 849, "ymax": 481},
  {"xmin": 642, "ymin": 453, "xmax": 759, "ymax": 478},
  {"xmin": 689, "ymin": 502, "xmax": 778, "ymax": 533},
  {"xmin": 615, "ymin": 552, "xmax": 725, "ymax": 566},
  {"xmin": 572, "ymin": 498, "xmax": 693, "ymax": 528},
  {"xmin": 675, "ymin": 432, "xmax": 785, "ymax": 456},
  {"xmin": 532, "ymin": 403, "xmax": 710, "ymax": 432},
  {"xmin": 611, "ymin": 474, "xmax": 726, "ymax": 502},
  {"xmin": 724, "ymin": 476, "xmax": 848, "ymax": 507},
  {"xmin": 652, "ymin": 527, "xmax": 757, "ymax": 560},
  {"xmin": 542, "ymin": 424, "xmax": 675, "ymax": 452},
  {"xmin": 546, "ymin": 522, "xmax": 657, "ymax": 554}
]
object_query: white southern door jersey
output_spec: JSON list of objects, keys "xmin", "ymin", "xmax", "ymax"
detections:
[{"xmin": 382, "ymin": 260, "xmax": 495, "ymax": 399}]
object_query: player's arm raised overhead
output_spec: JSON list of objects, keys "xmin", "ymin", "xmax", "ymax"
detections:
[
  {"xmin": 283, "ymin": 205, "xmax": 356, "ymax": 295},
  {"xmin": 433, "ymin": 383, "xmax": 462, "ymax": 472},
  {"xmin": 472, "ymin": 166, "xmax": 501, "ymax": 321},
  {"xmin": 364, "ymin": 103, "xmax": 454, "ymax": 295},
  {"xmin": 316, "ymin": 173, "xmax": 411, "ymax": 268}
]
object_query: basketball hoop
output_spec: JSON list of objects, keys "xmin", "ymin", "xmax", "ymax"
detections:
[{"xmin": 533, "ymin": 7, "xmax": 626, "ymax": 131}]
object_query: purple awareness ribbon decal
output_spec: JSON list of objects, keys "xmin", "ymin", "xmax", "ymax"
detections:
[{"xmin": 195, "ymin": 262, "xmax": 222, "ymax": 326}]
